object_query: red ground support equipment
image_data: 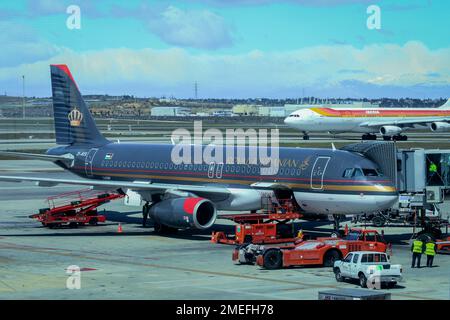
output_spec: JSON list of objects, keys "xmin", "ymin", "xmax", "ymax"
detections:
[
  {"xmin": 253, "ymin": 229, "xmax": 388, "ymax": 269},
  {"xmin": 211, "ymin": 199, "xmax": 302, "ymax": 245},
  {"xmin": 436, "ymin": 236, "xmax": 450, "ymax": 254},
  {"xmin": 30, "ymin": 189, "xmax": 124, "ymax": 228},
  {"xmin": 232, "ymin": 228, "xmax": 389, "ymax": 269}
]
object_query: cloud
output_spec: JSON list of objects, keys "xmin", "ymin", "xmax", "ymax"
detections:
[
  {"xmin": 0, "ymin": 41, "xmax": 448, "ymax": 98},
  {"xmin": 0, "ymin": 22, "xmax": 62, "ymax": 68},
  {"xmin": 147, "ymin": 6, "xmax": 233, "ymax": 50},
  {"xmin": 111, "ymin": 4, "xmax": 234, "ymax": 50}
]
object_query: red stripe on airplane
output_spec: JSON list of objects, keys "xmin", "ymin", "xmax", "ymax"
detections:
[{"xmin": 315, "ymin": 108, "xmax": 450, "ymax": 117}]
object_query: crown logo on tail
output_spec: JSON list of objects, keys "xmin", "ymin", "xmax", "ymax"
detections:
[{"xmin": 68, "ymin": 107, "xmax": 83, "ymax": 127}]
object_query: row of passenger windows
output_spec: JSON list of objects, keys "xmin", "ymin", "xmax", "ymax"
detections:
[
  {"xmin": 100, "ymin": 160, "xmax": 306, "ymax": 176},
  {"xmin": 342, "ymin": 168, "xmax": 381, "ymax": 178},
  {"xmin": 100, "ymin": 160, "xmax": 261, "ymax": 174}
]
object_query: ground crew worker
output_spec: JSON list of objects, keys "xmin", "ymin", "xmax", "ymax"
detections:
[
  {"xmin": 425, "ymin": 240, "xmax": 436, "ymax": 267},
  {"xmin": 297, "ymin": 229, "xmax": 304, "ymax": 240},
  {"xmin": 411, "ymin": 237, "xmax": 425, "ymax": 268},
  {"xmin": 428, "ymin": 161, "xmax": 438, "ymax": 184},
  {"xmin": 429, "ymin": 162, "xmax": 437, "ymax": 173}
]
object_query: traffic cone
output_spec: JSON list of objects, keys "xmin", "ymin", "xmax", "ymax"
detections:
[{"xmin": 117, "ymin": 223, "xmax": 123, "ymax": 233}]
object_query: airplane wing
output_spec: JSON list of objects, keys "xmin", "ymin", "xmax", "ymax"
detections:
[
  {"xmin": 359, "ymin": 118, "xmax": 450, "ymax": 128},
  {"xmin": 0, "ymin": 175, "xmax": 230, "ymax": 197}
]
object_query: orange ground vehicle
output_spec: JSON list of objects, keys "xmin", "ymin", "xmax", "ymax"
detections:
[
  {"xmin": 436, "ymin": 236, "xmax": 450, "ymax": 254},
  {"xmin": 211, "ymin": 212, "xmax": 301, "ymax": 245},
  {"xmin": 233, "ymin": 229, "xmax": 388, "ymax": 269},
  {"xmin": 212, "ymin": 199, "xmax": 302, "ymax": 245}
]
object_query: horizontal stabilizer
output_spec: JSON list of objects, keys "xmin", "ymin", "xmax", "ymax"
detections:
[{"xmin": 0, "ymin": 151, "xmax": 74, "ymax": 165}]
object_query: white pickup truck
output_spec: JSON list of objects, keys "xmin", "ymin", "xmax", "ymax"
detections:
[{"xmin": 333, "ymin": 251, "xmax": 402, "ymax": 289}]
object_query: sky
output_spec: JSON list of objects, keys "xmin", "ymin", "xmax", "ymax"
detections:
[{"xmin": 0, "ymin": 0, "xmax": 449, "ymax": 98}]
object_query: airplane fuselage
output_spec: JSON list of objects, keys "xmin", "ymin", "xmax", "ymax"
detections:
[
  {"xmin": 48, "ymin": 143, "xmax": 398, "ymax": 215},
  {"xmin": 285, "ymin": 107, "xmax": 450, "ymax": 133}
]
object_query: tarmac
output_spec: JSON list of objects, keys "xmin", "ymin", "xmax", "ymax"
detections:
[{"xmin": 0, "ymin": 161, "xmax": 449, "ymax": 300}]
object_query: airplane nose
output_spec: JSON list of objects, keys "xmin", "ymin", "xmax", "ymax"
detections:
[
  {"xmin": 284, "ymin": 117, "xmax": 291, "ymax": 124},
  {"xmin": 377, "ymin": 194, "xmax": 398, "ymax": 211}
]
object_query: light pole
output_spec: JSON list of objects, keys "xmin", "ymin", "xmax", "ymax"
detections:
[{"xmin": 22, "ymin": 75, "xmax": 25, "ymax": 119}]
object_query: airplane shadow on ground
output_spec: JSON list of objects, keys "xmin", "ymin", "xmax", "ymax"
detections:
[
  {"xmin": 2, "ymin": 210, "xmax": 416, "ymax": 244},
  {"xmin": 0, "ymin": 210, "xmax": 236, "ymax": 241}
]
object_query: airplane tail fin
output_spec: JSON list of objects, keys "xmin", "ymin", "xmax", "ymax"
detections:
[
  {"xmin": 438, "ymin": 99, "xmax": 450, "ymax": 109},
  {"xmin": 50, "ymin": 64, "xmax": 109, "ymax": 146}
]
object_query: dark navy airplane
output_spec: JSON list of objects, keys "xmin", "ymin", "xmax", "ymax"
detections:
[{"xmin": 0, "ymin": 65, "xmax": 398, "ymax": 232}]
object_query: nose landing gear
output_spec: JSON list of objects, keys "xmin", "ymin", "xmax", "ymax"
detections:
[{"xmin": 330, "ymin": 214, "xmax": 343, "ymax": 238}]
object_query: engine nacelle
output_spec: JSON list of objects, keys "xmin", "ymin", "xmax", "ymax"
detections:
[
  {"xmin": 149, "ymin": 197, "xmax": 216, "ymax": 230},
  {"xmin": 380, "ymin": 125, "xmax": 402, "ymax": 135},
  {"xmin": 430, "ymin": 122, "xmax": 450, "ymax": 132}
]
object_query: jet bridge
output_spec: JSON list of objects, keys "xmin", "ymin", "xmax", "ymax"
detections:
[
  {"xmin": 397, "ymin": 148, "xmax": 450, "ymax": 194},
  {"xmin": 342, "ymin": 141, "xmax": 450, "ymax": 235},
  {"xmin": 341, "ymin": 141, "xmax": 450, "ymax": 195},
  {"xmin": 341, "ymin": 141, "xmax": 397, "ymax": 183}
]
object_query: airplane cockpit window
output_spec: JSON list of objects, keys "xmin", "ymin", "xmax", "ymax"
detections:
[
  {"xmin": 352, "ymin": 168, "xmax": 364, "ymax": 177},
  {"xmin": 362, "ymin": 168, "xmax": 380, "ymax": 177},
  {"xmin": 343, "ymin": 168, "xmax": 353, "ymax": 178},
  {"xmin": 345, "ymin": 168, "xmax": 381, "ymax": 178}
]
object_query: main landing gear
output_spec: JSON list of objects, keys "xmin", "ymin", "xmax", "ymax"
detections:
[
  {"xmin": 302, "ymin": 132, "xmax": 310, "ymax": 140},
  {"xmin": 393, "ymin": 135, "xmax": 408, "ymax": 141},
  {"xmin": 142, "ymin": 194, "xmax": 178, "ymax": 234},
  {"xmin": 361, "ymin": 134, "xmax": 377, "ymax": 140},
  {"xmin": 362, "ymin": 134, "xmax": 408, "ymax": 141},
  {"xmin": 382, "ymin": 135, "xmax": 408, "ymax": 141},
  {"xmin": 142, "ymin": 201, "xmax": 150, "ymax": 227}
]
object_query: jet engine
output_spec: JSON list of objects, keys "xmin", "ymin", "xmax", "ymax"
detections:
[
  {"xmin": 148, "ymin": 197, "xmax": 217, "ymax": 230},
  {"xmin": 430, "ymin": 122, "xmax": 450, "ymax": 132},
  {"xmin": 379, "ymin": 125, "xmax": 402, "ymax": 135}
]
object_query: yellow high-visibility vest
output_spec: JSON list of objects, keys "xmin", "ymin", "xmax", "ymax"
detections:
[
  {"xmin": 429, "ymin": 163, "xmax": 437, "ymax": 173},
  {"xmin": 413, "ymin": 240, "xmax": 423, "ymax": 253},
  {"xmin": 425, "ymin": 242, "xmax": 436, "ymax": 256}
]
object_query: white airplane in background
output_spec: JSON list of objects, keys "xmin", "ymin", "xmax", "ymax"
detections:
[{"xmin": 284, "ymin": 99, "xmax": 450, "ymax": 141}]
